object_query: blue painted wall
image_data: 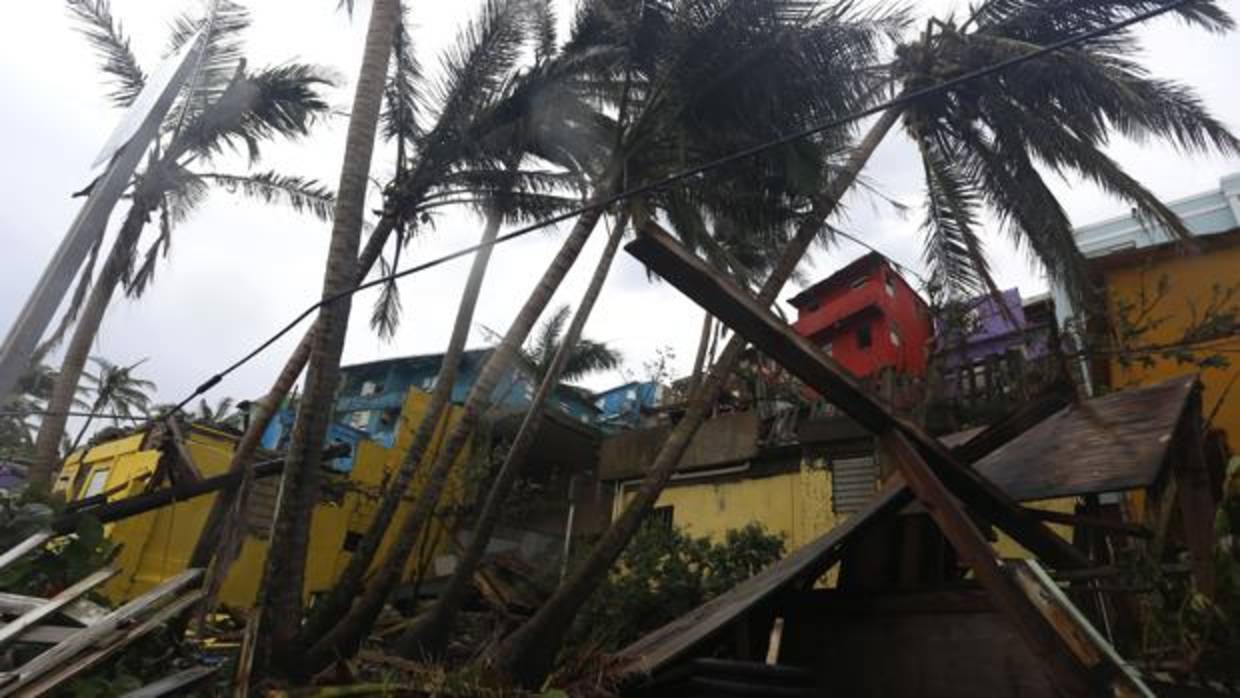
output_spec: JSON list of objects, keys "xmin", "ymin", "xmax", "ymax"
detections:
[
  {"xmin": 330, "ymin": 349, "xmax": 599, "ymax": 447},
  {"xmin": 593, "ymin": 381, "xmax": 662, "ymax": 429}
]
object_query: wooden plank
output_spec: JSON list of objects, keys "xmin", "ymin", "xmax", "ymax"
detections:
[
  {"xmin": 627, "ymin": 224, "xmax": 1088, "ymax": 570},
  {"xmin": 15, "ymin": 590, "xmax": 206, "ymax": 698},
  {"xmin": 0, "ymin": 568, "xmax": 116, "ymax": 649},
  {"xmin": 619, "ymin": 482, "xmax": 912, "ymax": 677},
  {"xmin": 117, "ymin": 665, "xmax": 220, "ymax": 698},
  {"xmin": 1026, "ymin": 509, "xmax": 1153, "ymax": 539},
  {"xmin": 880, "ymin": 430, "xmax": 1093, "ymax": 697},
  {"xmin": 0, "ymin": 624, "xmax": 78, "ymax": 645},
  {"xmin": 164, "ymin": 418, "xmax": 204, "ymax": 483},
  {"xmin": 0, "ymin": 592, "xmax": 108, "ymax": 628},
  {"xmin": 1173, "ymin": 392, "xmax": 1216, "ymax": 598},
  {"xmin": 1010, "ymin": 560, "xmax": 1156, "ymax": 697},
  {"xmin": 0, "ymin": 531, "xmax": 53, "ymax": 574},
  {"xmin": 0, "ymin": 569, "xmax": 202, "ymax": 696}
]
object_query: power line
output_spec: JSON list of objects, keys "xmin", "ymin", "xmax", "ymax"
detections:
[
  {"xmin": 0, "ymin": 410, "xmax": 149, "ymax": 422},
  {"xmin": 163, "ymin": 0, "xmax": 1195, "ymax": 414}
]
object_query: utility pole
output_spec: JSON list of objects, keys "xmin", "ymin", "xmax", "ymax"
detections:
[{"xmin": 0, "ymin": 31, "xmax": 205, "ymax": 401}]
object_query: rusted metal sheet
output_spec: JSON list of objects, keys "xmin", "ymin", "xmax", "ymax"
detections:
[
  {"xmin": 971, "ymin": 376, "xmax": 1196, "ymax": 501},
  {"xmin": 599, "ymin": 411, "xmax": 761, "ymax": 481}
]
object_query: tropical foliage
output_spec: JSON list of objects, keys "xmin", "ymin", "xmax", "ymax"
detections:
[{"xmin": 68, "ymin": 357, "xmax": 156, "ymax": 454}]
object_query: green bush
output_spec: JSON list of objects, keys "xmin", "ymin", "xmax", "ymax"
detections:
[{"xmin": 569, "ymin": 522, "xmax": 784, "ymax": 652}]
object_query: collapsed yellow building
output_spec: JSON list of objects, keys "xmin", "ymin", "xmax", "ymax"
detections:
[{"xmin": 51, "ymin": 390, "xmax": 473, "ymax": 608}]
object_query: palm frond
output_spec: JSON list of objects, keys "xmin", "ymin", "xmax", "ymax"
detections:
[
  {"xmin": 67, "ymin": 0, "xmax": 146, "ymax": 108},
  {"xmin": 561, "ymin": 339, "xmax": 622, "ymax": 383},
  {"xmin": 126, "ymin": 194, "xmax": 175, "ymax": 298},
  {"xmin": 35, "ymin": 232, "xmax": 103, "ymax": 357},
  {"xmin": 531, "ymin": 305, "xmax": 572, "ymax": 378},
  {"xmin": 531, "ymin": 0, "xmax": 558, "ymax": 63},
  {"xmin": 166, "ymin": 0, "xmax": 251, "ymax": 127},
  {"xmin": 176, "ymin": 62, "xmax": 334, "ymax": 164},
  {"xmin": 382, "ymin": 1, "xmax": 425, "ymax": 147},
  {"xmin": 916, "ymin": 132, "xmax": 996, "ymax": 301},
  {"xmin": 370, "ymin": 254, "xmax": 403, "ymax": 341},
  {"xmin": 199, "ymin": 171, "xmax": 335, "ymax": 221}
]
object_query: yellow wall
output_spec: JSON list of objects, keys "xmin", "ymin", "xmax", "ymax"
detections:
[
  {"xmin": 615, "ymin": 463, "xmax": 838, "ymax": 551},
  {"xmin": 1102, "ymin": 246, "xmax": 1240, "ymax": 450},
  {"xmin": 60, "ymin": 387, "xmax": 473, "ymax": 609}
]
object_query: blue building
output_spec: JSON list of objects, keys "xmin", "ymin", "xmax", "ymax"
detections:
[
  {"xmin": 593, "ymin": 381, "xmax": 663, "ymax": 430},
  {"xmin": 332, "ymin": 348, "xmax": 600, "ymax": 447}
]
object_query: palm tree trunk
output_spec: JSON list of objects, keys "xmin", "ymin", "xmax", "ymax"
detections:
[
  {"xmin": 29, "ymin": 198, "xmax": 154, "ymax": 491},
  {"xmin": 256, "ymin": 0, "xmax": 401, "ymax": 675},
  {"xmin": 302, "ymin": 200, "xmax": 609, "ymax": 673},
  {"xmin": 188, "ymin": 212, "xmax": 397, "ymax": 599},
  {"xmin": 301, "ymin": 206, "xmax": 505, "ymax": 643},
  {"xmin": 492, "ymin": 108, "xmax": 902, "ymax": 686},
  {"xmin": 398, "ymin": 213, "xmax": 629, "ymax": 658},
  {"xmin": 688, "ymin": 311, "xmax": 713, "ymax": 395}
]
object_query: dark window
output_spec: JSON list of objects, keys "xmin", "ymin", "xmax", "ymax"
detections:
[
  {"xmin": 849, "ymin": 275, "xmax": 868, "ymax": 289},
  {"xmin": 857, "ymin": 323, "xmax": 872, "ymax": 349},
  {"xmin": 652, "ymin": 505, "xmax": 674, "ymax": 530}
]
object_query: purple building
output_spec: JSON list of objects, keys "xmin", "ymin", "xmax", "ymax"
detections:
[
  {"xmin": 0, "ymin": 462, "xmax": 27, "ymax": 491},
  {"xmin": 935, "ymin": 288, "xmax": 1057, "ymax": 398}
]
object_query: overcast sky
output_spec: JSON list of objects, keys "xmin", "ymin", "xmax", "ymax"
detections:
[{"xmin": 2, "ymin": 0, "xmax": 1238, "ymax": 415}]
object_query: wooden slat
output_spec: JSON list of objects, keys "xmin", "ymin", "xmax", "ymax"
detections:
[
  {"xmin": 0, "ymin": 593, "xmax": 108, "ymax": 628},
  {"xmin": 1172, "ymin": 391, "xmax": 1216, "ymax": 597},
  {"xmin": 0, "ymin": 568, "xmax": 116, "ymax": 649},
  {"xmin": 627, "ymin": 224, "xmax": 1088, "ymax": 570},
  {"xmin": 0, "ymin": 531, "xmax": 53, "ymax": 574},
  {"xmin": 15, "ymin": 590, "xmax": 206, "ymax": 698},
  {"xmin": 880, "ymin": 430, "xmax": 1093, "ymax": 697},
  {"xmin": 1010, "ymin": 560, "xmax": 1156, "ymax": 697},
  {"xmin": 0, "ymin": 624, "xmax": 77, "ymax": 645},
  {"xmin": 0, "ymin": 569, "xmax": 202, "ymax": 697},
  {"xmin": 118, "ymin": 665, "xmax": 220, "ymax": 698}
]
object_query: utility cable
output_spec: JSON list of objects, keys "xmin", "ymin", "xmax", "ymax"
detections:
[{"xmin": 143, "ymin": 0, "xmax": 1199, "ymax": 415}]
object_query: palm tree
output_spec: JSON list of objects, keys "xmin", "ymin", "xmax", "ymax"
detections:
[
  {"xmin": 188, "ymin": 0, "xmax": 599, "ymax": 603},
  {"xmin": 253, "ymin": 0, "xmax": 402, "ymax": 675},
  {"xmin": 491, "ymin": 303, "xmax": 623, "ymax": 386},
  {"xmin": 495, "ymin": 0, "xmax": 1240, "ymax": 685},
  {"xmin": 27, "ymin": 0, "xmax": 335, "ymax": 491},
  {"xmin": 0, "ymin": 363, "xmax": 58, "ymax": 462},
  {"xmin": 68, "ymin": 357, "xmax": 156, "ymax": 456},
  {"xmin": 398, "ymin": 215, "xmax": 627, "ymax": 658},
  {"xmin": 194, "ymin": 397, "xmax": 236, "ymax": 424},
  {"xmin": 305, "ymin": 0, "xmax": 891, "ymax": 671}
]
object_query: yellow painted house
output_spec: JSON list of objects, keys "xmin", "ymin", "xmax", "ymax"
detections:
[
  {"xmin": 1053, "ymin": 172, "xmax": 1240, "ymax": 453},
  {"xmin": 52, "ymin": 389, "xmax": 474, "ymax": 608}
]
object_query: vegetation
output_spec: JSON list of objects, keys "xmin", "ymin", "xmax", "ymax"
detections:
[
  {"xmin": 67, "ymin": 357, "xmax": 157, "ymax": 456},
  {"xmin": 28, "ymin": 0, "xmax": 335, "ymax": 491},
  {"xmin": 570, "ymin": 522, "xmax": 785, "ymax": 653}
]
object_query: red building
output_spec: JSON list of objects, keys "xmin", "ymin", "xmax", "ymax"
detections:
[{"xmin": 787, "ymin": 252, "xmax": 933, "ymax": 379}]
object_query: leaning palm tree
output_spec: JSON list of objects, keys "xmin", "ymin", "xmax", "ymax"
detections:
[
  {"xmin": 68, "ymin": 357, "xmax": 156, "ymax": 456},
  {"xmin": 27, "ymin": 0, "xmax": 334, "ymax": 491},
  {"xmin": 226, "ymin": 1, "xmax": 599, "ymax": 669},
  {"xmin": 495, "ymin": 0, "xmax": 1240, "ymax": 685},
  {"xmin": 252, "ymin": 0, "xmax": 402, "ymax": 675},
  {"xmin": 305, "ymin": 0, "xmax": 890, "ymax": 671}
]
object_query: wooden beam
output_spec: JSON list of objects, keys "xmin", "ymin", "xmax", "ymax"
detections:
[
  {"xmin": 1173, "ymin": 390, "xmax": 1216, "ymax": 597},
  {"xmin": 0, "ymin": 531, "xmax": 52, "ymax": 574},
  {"xmin": 0, "ymin": 568, "xmax": 116, "ymax": 650},
  {"xmin": 881, "ymin": 430, "xmax": 1094, "ymax": 697},
  {"xmin": 164, "ymin": 418, "xmax": 204, "ymax": 483},
  {"xmin": 626, "ymin": 224, "xmax": 1088, "ymax": 570},
  {"xmin": 1026, "ymin": 509, "xmax": 1153, "ymax": 539},
  {"xmin": 1010, "ymin": 560, "xmax": 1156, "ymax": 697}
]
